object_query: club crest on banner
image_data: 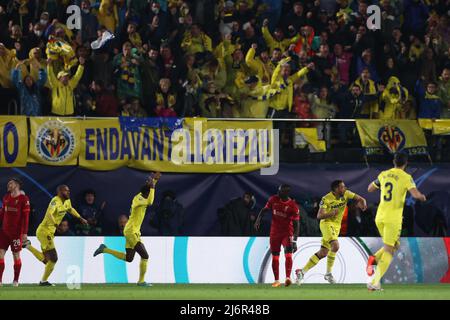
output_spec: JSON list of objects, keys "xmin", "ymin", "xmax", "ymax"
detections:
[
  {"xmin": 35, "ymin": 120, "xmax": 76, "ymax": 163},
  {"xmin": 377, "ymin": 125, "xmax": 406, "ymax": 153}
]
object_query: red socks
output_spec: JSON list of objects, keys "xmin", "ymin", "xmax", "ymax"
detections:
[
  {"xmin": 0, "ymin": 259, "xmax": 4, "ymax": 283},
  {"xmin": 272, "ymin": 255, "xmax": 280, "ymax": 281},
  {"xmin": 285, "ymin": 253, "xmax": 293, "ymax": 279},
  {"xmin": 14, "ymin": 259, "xmax": 22, "ymax": 282}
]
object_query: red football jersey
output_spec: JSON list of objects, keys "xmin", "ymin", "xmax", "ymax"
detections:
[
  {"xmin": 264, "ymin": 195, "xmax": 300, "ymax": 237},
  {"xmin": 0, "ymin": 193, "xmax": 30, "ymax": 237}
]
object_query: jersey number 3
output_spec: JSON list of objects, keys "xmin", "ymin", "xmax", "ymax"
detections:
[{"xmin": 384, "ymin": 182, "xmax": 393, "ymax": 202}]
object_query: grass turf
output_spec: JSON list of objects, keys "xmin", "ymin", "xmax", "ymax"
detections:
[{"xmin": 0, "ymin": 283, "xmax": 450, "ymax": 300}]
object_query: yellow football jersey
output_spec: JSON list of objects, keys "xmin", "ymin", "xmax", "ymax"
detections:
[
  {"xmin": 39, "ymin": 196, "xmax": 80, "ymax": 234},
  {"xmin": 124, "ymin": 189, "xmax": 155, "ymax": 233},
  {"xmin": 319, "ymin": 190, "xmax": 355, "ymax": 225},
  {"xmin": 374, "ymin": 168, "xmax": 416, "ymax": 224}
]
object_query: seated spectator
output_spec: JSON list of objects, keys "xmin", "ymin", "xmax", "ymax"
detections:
[
  {"xmin": 56, "ymin": 219, "xmax": 75, "ymax": 236},
  {"xmin": 76, "ymin": 189, "xmax": 104, "ymax": 236},
  {"xmin": 151, "ymin": 190, "xmax": 184, "ymax": 236},
  {"xmin": 416, "ymin": 80, "xmax": 443, "ymax": 119},
  {"xmin": 116, "ymin": 214, "xmax": 128, "ymax": 236},
  {"xmin": 11, "ymin": 60, "xmax": 46, "ymax": 116},
  {"xmin": 47, "ymin": 57, "xmax": 85, "ymax": 116}
]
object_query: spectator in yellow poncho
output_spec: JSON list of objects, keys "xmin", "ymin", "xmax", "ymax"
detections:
[
  {"xmin": 181, "ymin": 23, "xmax": 212, "ymax": 55},
  {"xmin": 47, "ymin": 57, "xmax": 85, "ymax": 115},
  {"xmin": 261, "ymin": 18, "xmax": 300, "ymax": 54},
  {"xmin": 380, "ymin": 76, "xmax": 409, "ymax": 119},
  {"xmin": 240, "ymin": 75, "xmax": 280, "ymax": 118},
  {"xmin": 98, "ymin": 0, "xmax": 119, "ymax": 33},
  {"xmin": 245, "ymin": 43, "xmax": 275, "ymax": 85},
  {"xmin": 0, "ymin": 43, "xmax": 18, "ymax": 88}
]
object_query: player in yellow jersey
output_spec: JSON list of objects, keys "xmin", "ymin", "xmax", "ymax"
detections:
[
  {"xmin": 295, "ymin": 180, "xmax": 367, "ymax": 285},
  {"xmin": 93, "ymin": 172, "xmax": 161, "ymax": 286},
  {"xmin": 366, "ymin": 153, "xmax": 426, "ymax": 291},
  {"xmin": 23, "ymin": 185, "xmax": 88, "ymax": 286}
]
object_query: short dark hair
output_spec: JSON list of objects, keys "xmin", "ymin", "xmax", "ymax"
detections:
[
  {"xmin": 331, "ymin": 180, "xmax": 344, "ymax": 191},
  {"xmin": 278, "ymin": 184, "xmax": 291, "ymax": 191},
  {"xmin": 57, "ymin": 184, "xmax": 68, "ymax": 193},
  {"xmin": 84, "ymin": 189, "xmax": 96, "ymax": 197},
  {"xmin": 394, "ymin": 152, "xmax": 408, "ymax": 167}
]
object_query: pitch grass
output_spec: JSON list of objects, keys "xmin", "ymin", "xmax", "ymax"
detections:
[{"xmin": 1, "ymin": 284, "xmax": 450, "ymax": 300}]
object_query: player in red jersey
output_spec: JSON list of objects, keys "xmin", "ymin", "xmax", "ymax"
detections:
[
  {"xmin": 0, "ymin": 178, "xmax": 30, "ymax": 287},
  {"xmin": 254, "ymin": 184, "xmax": 300, "ymax": 287}
]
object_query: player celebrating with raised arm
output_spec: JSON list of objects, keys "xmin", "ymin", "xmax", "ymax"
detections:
[
  {"xmin": 255, "ymin": 184, "xmax": 300, "ymax": 288},
  {"xmin": 94, "ymin": 172, "xmax": 161, "ymax": 287},
  {"xmin": 295, "ymin": 180, "xmax": 367, "ymax": 285},
  {"xmin": 0, "ymin": 178, "xmax": 30, "ymax": 287},
  {"xmin": 366, "ymin": 153, "xmax": 426, "ymax": 291},
  {"xmin": 23, "ymin": 185, "xmax": 88, "ymax": 286}
]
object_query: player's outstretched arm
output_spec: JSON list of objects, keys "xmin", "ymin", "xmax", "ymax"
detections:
[
  {"xmin": 409, "ymin": 188, "xmax": 427, "ymax": 202},
  {"xmin": 146, "ymin": 172, "xmax": 161, "ymax": 188},
  {"xmin": 353, "ymin": 194, "xmax": 368, "ymax": 211},
  {"xmin": 69, "ymin": 207, "xmax": 88, "ymax": 225},
  {"xmin": 368, "ymin": 179, "xmax": 380, "ymax": 193}
]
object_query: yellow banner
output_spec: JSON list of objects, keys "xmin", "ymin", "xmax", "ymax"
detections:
[
  {"xmin": 431, "ymin": 120, "xmax": 450, "ymax": 135},
  {"xmin": 80, "ymin": 119, "xmax": 274, "ymax": 173},
  {"xmin": 294, "ymin": 128, "xmax": 326, "ymax": 152},
  {"xmin": 0, "ymin": 116, "xmax": 28, "ymax": 167},
  {"xmin": 356, "ymin": 120, "xmax": 428, "ymax": 155},
  {"xmin": 28, "ymin": 117, "xmax": 81, "ymax": 166}
]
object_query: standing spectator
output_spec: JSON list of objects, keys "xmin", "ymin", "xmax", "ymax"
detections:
[
  {"xmin": 47, "ymin": 57, "xmax": 85, "ymax": 116},
  {"xmin": 153, "ymin": 78, "xmax": 178, "ymax": 117},
  {"xmin": 218, "ymin": 192, "xmax": 257, "ymax": 236},
  {"xmin": 261, "ymin": 18, "xmax": 299, "ymax": 54},
  {"xmin": 80, "ymin": 0, "xmax": 99, "ymax": 44},
  {"xmin": 420, "ymin": 47, "xmax": 437, "ymax": 83},
  {"xmin": 416, "ymin": 80, "xmax": 443, "ymax": 119},
  {"xmin": 403, "ymin": 0, "xmax": 430, "ymax": 35},
  {"xmin": 11, "ymin": 60, "xmax": 47, "ymax": 116},
  {"xmin": 332, "ymin": 43, "xmax": 352, "ymax": 85},
  {"xmin": 437, "ymin": 67, "xmax": 450, "ymax": 118},
  {"xmin": 98, "ymin": 0, "xmax": 119, "ymax": 33},
  {"xmin": 0, "ymin": 43, "xmax": 17, "ymax": 89},
  {"xmin": 112, "ymin": 42, "xmax": 142, "ymax": 100},
  {"xmin": 268, "ymin": 57, "xmax": 313, "ymax": 118},
  {"xmin": 181, "ymin": 23, "xmax": 212, "ymax": 56},
  {"xmin": 90, "ymin": 80, "xmax": 120, "ymax": 117},
  {"xmin": 309, "ymin": 86, "xmax": 336, "ymax": 144},
  {"xmin": 352, "ymin": 68, "xmax": 379, "ymax": 118},
  {"xmin": 380, "ymin": 76, "xmax": 409, "ymax": 119}
]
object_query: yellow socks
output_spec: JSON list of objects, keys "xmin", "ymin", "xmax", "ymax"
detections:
[
  {"xmin": 303, "ymin": 254, "xmax": 320, "ymax": 273},
  {"xmin": 372, "ymin": 251, "xmax": 393, "ymax": 286},
  {"xmin": 27, "ymin": 245, "xmax": 45, "ymax": 262},
  {"xmin": 138, "ymin": 259, "xmax": 148, "ymax": 283},
  {"xmin": 374, "ymin": 247, "xmax": 384, "ymax": 263},
  {"xmin": 104, "ymin": 248, "xmax": 126, "ymax": 261},
  {"xmin": 41, "ymin": 261, "xmax": 56, "ymax": 282},
  {"xmin": 327, "ymin": 251, "xmax": 336, "ymax": 273}
]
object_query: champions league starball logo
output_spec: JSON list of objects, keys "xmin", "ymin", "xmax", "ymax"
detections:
[
  {"xmin": 377, "ymin": 125, "xmax": 406, "ymax": 154},
  {"xmin": 35, "ymin": 121, "xmax": 76, "ymax": 162}
]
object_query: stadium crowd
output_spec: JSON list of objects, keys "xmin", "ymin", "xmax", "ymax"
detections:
[{"xmin": 0, "ymin": 0, "xmax": 449, "ymax": 124}]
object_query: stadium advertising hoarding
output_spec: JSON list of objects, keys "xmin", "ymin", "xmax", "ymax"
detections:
[
  {"xmin": 18, "ymin": 117, "xmax": 274, "ymax": 173},
  {"xmin": 3, "ymin": 237, "xmax": 449, "ymax": 285},
  {"xmin": 0, "ymin": 116, "xmax": 27, "ymax": 167}
]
